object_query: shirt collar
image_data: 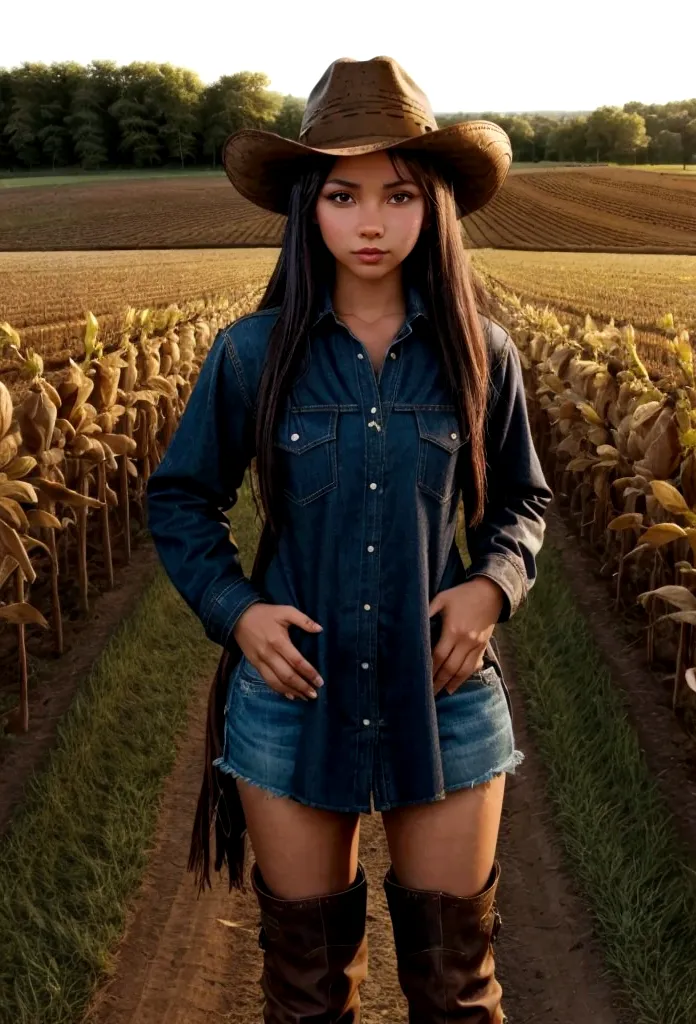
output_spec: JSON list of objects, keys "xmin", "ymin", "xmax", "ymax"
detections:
[{"xmin": 310, "ymin": 280, "xmax": 428, "ymax": 330}]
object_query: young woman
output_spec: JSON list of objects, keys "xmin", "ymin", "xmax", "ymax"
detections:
[{"xmin": 146, "ymin": 55, "xmax": 552, "ymax": 1024}]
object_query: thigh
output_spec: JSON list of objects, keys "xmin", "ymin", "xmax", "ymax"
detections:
[
  {"xmin": 237, "ymin": 778, "xmax": 361, "ymax": 900},
  {"xmin": 381, "ymin": 774, "xmax": 505, "ymax": 897}
]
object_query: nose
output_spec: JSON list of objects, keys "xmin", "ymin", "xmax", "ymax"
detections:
[{"xmin": 359, "ymin": 224, "xmax": 385, "ymax": 241}]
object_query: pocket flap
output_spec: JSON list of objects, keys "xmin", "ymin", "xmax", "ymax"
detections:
[
  {"xmin": 415, "ymin": 410, "xmax": 465, "ymax": 453},
  {"xmin": 275, "ymin": 408, "xmax": 338, "ymax": 454}
]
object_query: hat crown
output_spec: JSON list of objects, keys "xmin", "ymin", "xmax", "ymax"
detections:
[{"xmin": 298, "ymin": 56, "xmax": 439, "ymax": 149}]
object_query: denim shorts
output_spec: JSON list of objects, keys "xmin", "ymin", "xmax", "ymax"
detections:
[{"xmin": 213, "ymin": 654, "xmax": 524, "ymax": 812}]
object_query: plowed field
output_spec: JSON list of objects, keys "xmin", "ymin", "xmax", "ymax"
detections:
[
  {"xmin": 464, "ymin": 167, "xmax": 696, "ymax": 252},
  {"xmin": 0, "ymin": 167, "xmax": 695, "ymax": 253}
]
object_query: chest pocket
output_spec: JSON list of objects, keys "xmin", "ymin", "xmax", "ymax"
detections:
[
  {"xmin": 274, "ymin": 406, "xmax": 339, "ymax": 506},
  {"xmin": 415, "ymin": 409, "xmax": 465, "ymax": 503}
]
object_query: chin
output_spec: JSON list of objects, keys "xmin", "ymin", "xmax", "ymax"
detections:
[{"xmin": 340, "ymin": 259, "xmax": 397, "ymax": 279}]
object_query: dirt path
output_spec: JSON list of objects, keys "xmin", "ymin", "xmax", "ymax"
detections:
[{"xmin": 84, "ymin": 647, "xmax": 628, "ymax": 1024}]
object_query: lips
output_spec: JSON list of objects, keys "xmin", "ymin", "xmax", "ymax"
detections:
[{"xmin": 356, "ymin": 248, "xmax": 386, "ymax": 254}]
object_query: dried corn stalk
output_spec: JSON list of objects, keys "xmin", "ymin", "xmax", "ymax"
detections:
[{"xmin": 0, "ymin": 290, "xmax": 259, "ymax": 733}]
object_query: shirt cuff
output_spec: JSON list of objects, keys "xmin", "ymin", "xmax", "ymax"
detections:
[
  {"xmin": 200, "ymin": 576, "xmax": 267, "ymax": 648},
  {"xmin": 466, "ymin": 552, "xmax": 528, "ymax": 624}
]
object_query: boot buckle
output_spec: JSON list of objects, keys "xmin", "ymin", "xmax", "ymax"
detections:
[{"xmin": 491, "ymin": 907, "xmax": 502, "ymax": 943}]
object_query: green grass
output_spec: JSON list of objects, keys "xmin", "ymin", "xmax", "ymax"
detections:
[
  {"xmin": 505, "ymin": 543, "xmax": 696, "ymax": 1024},
  {"xmin": 621, "ymin": 164, "xmax": 696, "ymax": 174},
  {"xmin": 0, "ymin": 168, "xmax": 223, "ymax": 189},
  {"xmin": 0, "ymin": 563, "xmax": 221, "ymax": 1024}
]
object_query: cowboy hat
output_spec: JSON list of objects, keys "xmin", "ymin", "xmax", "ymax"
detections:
[{"xmin": 222, "ymin": 56, "xmax": 512, "ymax": 218}]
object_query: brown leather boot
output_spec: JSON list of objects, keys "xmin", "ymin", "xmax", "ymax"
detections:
[
  {"xmin": 383, "ymin": 859, "xmax": 505, "ymax": 1023},
  {"xmin": 251, "ymin": 860, "xmax": 369, "ymax": 1022}
]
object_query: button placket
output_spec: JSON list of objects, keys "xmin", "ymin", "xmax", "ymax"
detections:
[
  {"xmin": 355, "ymin": 342, "xmax": 386, "ymax": 744},
  {"xmin": 353, "ymin": 322, "xmax": 410, "ymax": 760}
]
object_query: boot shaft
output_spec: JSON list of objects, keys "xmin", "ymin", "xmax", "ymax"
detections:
[
  {"xmin": 383, "ymin": 860, "xmax": 505, "ymax": 1023},
  {"xmin": 252, "ymin": 861, "xmax": 369, "ymax": 1023}
]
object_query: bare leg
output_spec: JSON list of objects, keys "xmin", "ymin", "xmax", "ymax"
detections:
[
  {"xmin": 236, "ymin": 778, "xmax": 361, "ymax": 898},
  {"xmin": 381, "ymin": 774, "xmax": 506, "ymax": 895}
]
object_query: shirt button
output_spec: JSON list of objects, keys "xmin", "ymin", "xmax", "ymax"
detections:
[
  {"xmin": 451, "ymin": 432, "xmax": 458, "ymax": 439},
  {"xmin": 371, "ymin": 407, "xmax": 377, "ymax": 414},
  {"xmin": 369, "ymin": 482, "xmax": 377, "ymax": 490},
  {"xmin": 291, "ymin": 432, "xmax": 300, "ymax": 441},
  {"xmin": 364, "ymin": 603, "xmax": 371, "ymax": 611},
  {"xmin": 362, "ymin": 718, "xmax": 371, "ymax": 726},
  {"xmin": 367, "ymin": 545, "xmax": 374, "ymax": 553},
  {"xmin": 361, "ymin": 662, "xmax": 369, "ymax": 669},
  {"xmin": 390, "ymin": 352, "xmax": 396, "ymax": 359},
  {"xmin": 357, "ymin": 353, "xmax": 364, "ymax": 359}
]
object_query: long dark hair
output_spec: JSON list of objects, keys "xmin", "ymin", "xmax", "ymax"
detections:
[{"xmin": 248, "ymin": 149, "xmax": 494, "ymax": 584}]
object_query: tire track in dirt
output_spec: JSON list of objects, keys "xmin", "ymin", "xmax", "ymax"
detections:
[{"xmin": 84, "ymin": 647, "xmax": 628, "ymax": 1024}]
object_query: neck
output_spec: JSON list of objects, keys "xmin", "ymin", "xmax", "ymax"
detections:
[{"xmin": 332, "ymin": 265, "xmax": 406, "ymax": 319}]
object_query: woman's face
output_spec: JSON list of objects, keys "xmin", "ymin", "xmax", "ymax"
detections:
[{"xmin": 315, "ymin": 150, "xmax": 427, "ymax": 280}]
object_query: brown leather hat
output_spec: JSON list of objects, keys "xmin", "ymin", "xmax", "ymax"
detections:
[{"xmin": 222, "ymin": 56, "xmax": 512, "ymax": 218}]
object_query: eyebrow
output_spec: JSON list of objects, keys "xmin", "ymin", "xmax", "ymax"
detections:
[{"xmin": 324, "ymin": 177, "xmax": 416, "ymax": 189}]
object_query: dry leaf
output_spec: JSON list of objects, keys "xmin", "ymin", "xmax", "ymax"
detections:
[
  {"xmin": 638, "ymin": 585, "xmax": 696, "ymax": 611},
  {"xmin": 650, "ymin": 480, "xmax": 690, "ymax": 516},
  {"xmin": 0, "ymin": 519, "xmax": 36, "ymax": 583},
  {"xmin": 0, "ymin": 602, "xmax": 49, "ymax": 627},
  {"xmin": 608, "ymin": 513, "xmax": 643, "ymax": 531},
  {"xmin": 33, "ymin": 478, "xmax": 104, "ymax": 509},
  {"xmin": 640, "ymin": 523, "xmax": 687, "ymax": 547},
  {"xmin": 26, "ymin": 509, "xmax": 62, "ymax": 530}
]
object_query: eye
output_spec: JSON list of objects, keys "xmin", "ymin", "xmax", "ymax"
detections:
[
  {"xmin": 388, "ymin": 192, "xmax": 416, "ymax": 205},
  {"xmin": 326, "ymin": 191, "xmax": 354, "ymax": 204}
]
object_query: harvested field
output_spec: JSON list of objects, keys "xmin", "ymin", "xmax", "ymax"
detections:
[
  {"xmin": 0, "ymin": 167, "xmax": 695, "ymax": 253},
  {"xmin": 2, "ymin": 248, "xmax": 693, "ymax": 381},
  {"xmin": 471, "ymin": 249, "xmax": 696, "ymax": 333},
  {"xmin": 0, "ymin": 249, "xmax": 279, "ymax": 363}
]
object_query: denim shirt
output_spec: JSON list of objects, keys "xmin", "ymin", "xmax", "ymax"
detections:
[{"xmin": 146, "ymin": 284, "xmax": 552, "ymax": 811}]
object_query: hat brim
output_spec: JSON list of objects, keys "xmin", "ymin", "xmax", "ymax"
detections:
[{"xmin": 222, "ymin": 121, "xmax": 512, "ymax": 218}]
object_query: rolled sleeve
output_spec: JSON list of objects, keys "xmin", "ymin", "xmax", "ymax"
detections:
[
  {"xmin": 146, "ymin": 324, "xmax": 267, "ymax": 648},
  {"xmin": 463, "ymin": 330, "xmax": 553, "ymax": 623}
]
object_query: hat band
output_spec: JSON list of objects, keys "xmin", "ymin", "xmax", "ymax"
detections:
[
  {"xmin": 305, "ymin": 132, "xmax": 429, "ymax": 151},
  {"xmin": 300, "ymin": 106, "xmax": 436, "ymax": 150}
]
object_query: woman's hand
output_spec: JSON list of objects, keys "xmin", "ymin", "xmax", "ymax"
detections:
[
  {"xmin": 429, "ymin": 577, "xmax": 504, "ymax": 695},
  {"xmin": 232, "ymin": 603, "xmax": 325, "ymax": 701}
]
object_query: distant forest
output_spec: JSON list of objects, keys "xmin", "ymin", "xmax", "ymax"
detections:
[{"xmin": 1, "ymin": 60, "xmax": 695, "ymax": 172}]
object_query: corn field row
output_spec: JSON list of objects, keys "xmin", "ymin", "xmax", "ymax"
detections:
[
  {"xmin": 0, "ymin": 286, "xmax": 264, "ymax": 734},
  {"xmin": 490, "ymin": 281, "xmax": 696, "ymax": 714}
]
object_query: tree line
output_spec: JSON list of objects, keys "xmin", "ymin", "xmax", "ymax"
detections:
[{"xmin": 1, "ymin": 60, "xmax": 694, "ymax": 172}]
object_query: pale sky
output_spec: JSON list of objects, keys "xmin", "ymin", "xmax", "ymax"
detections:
[{"xmin": 3, "ymin": 0, "xmax": 694, "ymax": 112}]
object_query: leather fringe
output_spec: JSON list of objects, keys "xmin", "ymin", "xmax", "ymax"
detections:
[
  {"xmin": 187, "ymin": 645, "xmax": 248, "ymax": 894},
  {"xmin": 188, "ymin": 518, "xmax": 276, "ymax": 896}
]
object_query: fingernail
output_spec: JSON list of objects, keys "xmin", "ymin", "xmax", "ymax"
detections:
[
  {"xmin": 308, "ymin": 689, "xmax": 318, "ymax": 699},
  {"xmin": 285, "ymin": 694, "xmax": 295, "ymax": 701},
  {"xmin": 315, "ymin": 677, "xmax": 324, "ymax": 687}
]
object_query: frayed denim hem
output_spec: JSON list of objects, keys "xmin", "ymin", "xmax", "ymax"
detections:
[
  {"xmin": 212, "ymin": 755, "xmax": 371, "ymax": 813},
  {"xmin": 210, "ymin": 748, "xmax": 525, "ymax": 813},
  {"xmin": 443, "ymin": 747, "xmax": 525, "ymax": 795}
]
